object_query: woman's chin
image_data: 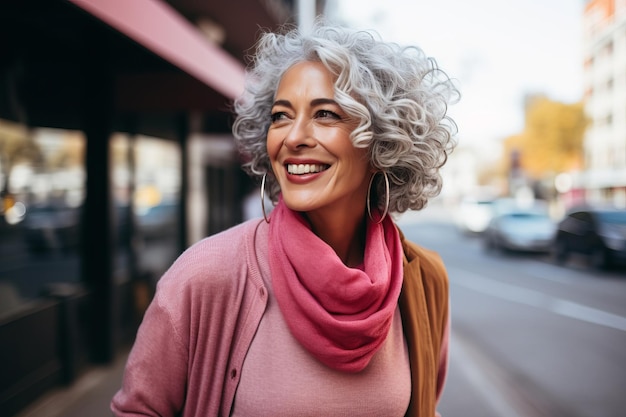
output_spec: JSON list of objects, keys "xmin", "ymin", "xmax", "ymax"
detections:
[{"xmin": 281, "ymin": 193, "xmax": 322, "ymax": 213}]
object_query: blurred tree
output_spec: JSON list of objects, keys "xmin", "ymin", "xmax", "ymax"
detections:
[{"xmin": 502, "ymin": 96, "xmax": 588, "ymax": 179}]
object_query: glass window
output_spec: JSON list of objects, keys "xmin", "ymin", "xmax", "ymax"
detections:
[
  {"xmin": 1, "ymin": 121, "xmax": 84, "ymax": 318},
  {"xmin": 133, "ymin": 136, "xmax": 181, "ymax": 288},
  {"xmin": 111, "ymin": 133, "xmax": 133, "ymax": 284}
]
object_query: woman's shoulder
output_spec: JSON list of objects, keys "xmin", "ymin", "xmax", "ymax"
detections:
[
  {"xmin": 156, "ymin": 219, "xmax": 265, "ymax": 297},
  {"xmin": 189, "ymin": 218, "xmax": 263, "ymax": 256},
  {"xmin": 399, "ymin": 234, "xmax": 449, "ymax": 316},
  {"xmin": 398, "ymin": 231, "xmax": 448, "ymax": 286},
  {"xmin": 402, "ymin": 239, "xmax": 445, "ymax": 273}
]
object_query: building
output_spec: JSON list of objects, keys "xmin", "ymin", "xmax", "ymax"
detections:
[
  {"xmin": 582, "ymin": 0, "xmax": 626, "ymax": 207},
  {"xmin": 0, "ymin": 1, "xmax": 295, "ymax": 415}
]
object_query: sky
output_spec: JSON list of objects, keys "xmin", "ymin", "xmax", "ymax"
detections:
[{"xmin": 328, "ymin": 0, "xmax": 586, "ymax": 151}]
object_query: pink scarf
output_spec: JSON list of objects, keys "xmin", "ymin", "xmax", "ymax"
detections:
[{"xmin": 268, "ymin": 198, "xmax": 403, "ymax": 373}]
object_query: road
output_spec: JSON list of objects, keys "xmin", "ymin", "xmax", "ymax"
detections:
[{"xmin": 397, "ymin": 208, "xmax": 626, "ymax": 417}]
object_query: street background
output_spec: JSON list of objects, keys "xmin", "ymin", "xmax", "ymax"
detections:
[
  {"xmin": 15, "ymin": 203, "xmax": 626, "ymax": 417},
  {"xmin": 400, "ymin": 204, "xmax": 626, "ymax": 417}
]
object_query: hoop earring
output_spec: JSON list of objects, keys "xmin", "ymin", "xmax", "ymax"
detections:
[
  {"xmin": 366, "ymin": 171, "xmax": 390, "ymax": 224},
  {"xmin": 260, "ymin": 173, "xmax": 270, "ymax": 224}
]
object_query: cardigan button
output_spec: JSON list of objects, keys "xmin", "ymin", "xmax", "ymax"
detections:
[
  {"xmin": 259, "ymin": 287, "xmax": 266, "ymax": 298},
  {"xmin": 230, "ymin": 368, "xmax": 237, "ymax": 379}
]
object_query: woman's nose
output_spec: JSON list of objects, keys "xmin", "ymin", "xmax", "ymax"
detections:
[{"xmin": 283, "ymin": 118, "xmax": 315, "ymax": 150}]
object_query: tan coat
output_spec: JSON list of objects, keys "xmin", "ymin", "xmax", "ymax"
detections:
[{"xmin": 399, "ymin": 232, "xmax": 450, "ymax": 417}]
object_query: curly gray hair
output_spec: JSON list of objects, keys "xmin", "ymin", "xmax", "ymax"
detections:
[{"xmin": 232, "ymin": 21, "xmax": 459, "ymax": 213}]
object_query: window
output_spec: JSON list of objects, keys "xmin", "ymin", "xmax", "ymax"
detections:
[{"xmin": 0, "ymin": 121, "xmax": 85, "ymax": 317}]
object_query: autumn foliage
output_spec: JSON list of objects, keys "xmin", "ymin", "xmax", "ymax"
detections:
[{"xmin": 502, "ymin": 96, "xmax": 588, "ymax": 179}]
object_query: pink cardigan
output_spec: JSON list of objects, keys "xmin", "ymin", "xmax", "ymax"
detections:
[{"xmin": 111, "ymin": 219, "xmax": 448, "ymax": 416}]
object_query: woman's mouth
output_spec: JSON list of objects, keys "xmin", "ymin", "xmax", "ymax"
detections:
[{"xmin": 286, "ymin": 163, "xmax": 330, "ymax": 175}]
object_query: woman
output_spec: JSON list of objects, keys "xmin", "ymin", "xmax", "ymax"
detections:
[{"xmin": 112, "ymin": 22, "xmax": 458, "ymax": 417}]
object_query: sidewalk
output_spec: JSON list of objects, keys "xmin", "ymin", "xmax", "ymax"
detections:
[{"xmin": 15, "ymin": 350, "xmax": 129, "ymax": 417}]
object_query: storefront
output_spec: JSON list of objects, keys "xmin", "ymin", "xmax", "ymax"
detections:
[{"xmin": 0, "ymin": 1, "xmax": 291, "ymax": 415}]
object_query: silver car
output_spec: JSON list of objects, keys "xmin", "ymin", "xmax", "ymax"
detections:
[{"xmin": 484, "ymin": 209, "xmax": 556, "ymax": 253}]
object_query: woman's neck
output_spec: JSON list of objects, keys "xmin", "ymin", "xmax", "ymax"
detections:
[{"xmin": 305, "ymin": 209, "xmax": 367, "ymax": 267}]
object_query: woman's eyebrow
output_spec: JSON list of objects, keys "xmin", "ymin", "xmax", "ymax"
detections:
[
  {"xmin": 310, "ymin": 98, "xmax": 338, "ymax": 107},
  {"xmin": 271, "ymin": 99, "xmax": 292, "ymax": 109}
]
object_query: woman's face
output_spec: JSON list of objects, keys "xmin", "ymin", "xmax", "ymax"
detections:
[{"xmin": 267, "ymin": 61, "xmax": 372, "ymax": 216}]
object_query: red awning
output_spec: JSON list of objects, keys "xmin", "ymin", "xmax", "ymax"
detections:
[{"xmin": 68, "ymin": 0, "xmax": 245, "ymax": 100}]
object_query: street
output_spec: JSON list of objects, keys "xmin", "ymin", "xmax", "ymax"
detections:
[{"xmin": 397, "ymin": 208, "xmax": 626, "ymax": 417}]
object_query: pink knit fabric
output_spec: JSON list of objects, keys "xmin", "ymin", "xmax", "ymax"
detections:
[{"xmin": 268, "ymin": 198, "xmax": 403, "ymax": 372}]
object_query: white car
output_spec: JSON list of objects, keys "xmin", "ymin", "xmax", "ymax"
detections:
[{"xmin": 455, "ymin": 198, "xmax": 495, "ymax": 234}]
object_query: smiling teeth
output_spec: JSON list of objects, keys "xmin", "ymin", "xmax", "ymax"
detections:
[{"xmin": 287, "ymin": 164, "xmax": 328, "ymax": 174}]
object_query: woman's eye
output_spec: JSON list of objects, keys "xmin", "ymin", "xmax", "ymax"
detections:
[
  {"xmin": 316, "ymin": 110, "xmax": 340, "ymax": 120},
  {"xmin": 270, "ymin": 112, "xmax": 287, "ymax": 123}
]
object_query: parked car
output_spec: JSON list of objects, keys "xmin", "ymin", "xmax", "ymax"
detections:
[
  {"xmin": 553, "ymin": 207, "xmax": 626, "ymax": 269},
  {"xmin": 484, "ymin": 209, "xmax": 556, "ymax": 253},
  {"xmin": 455, "ymin": 198, "xmax": 496, "ymax": 234}
]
